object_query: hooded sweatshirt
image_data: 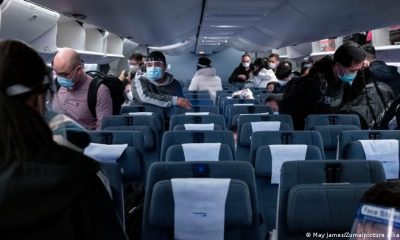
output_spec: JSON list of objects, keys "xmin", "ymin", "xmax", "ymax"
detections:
[
  {"xmin": 131, "ymin": 72, "xmax": 184, "ymax": 107},
  {"xmin": 0, "ymin": 143, "xmax": 127, "ymax": 240},
  {"xmin": 188, "ymin": 67, "xmax": 222, "ymax": 102}
]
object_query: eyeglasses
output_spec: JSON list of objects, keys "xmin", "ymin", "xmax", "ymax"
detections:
[
  {"xmin": 145, "ymin": 61, "xmax": 164, "ymax": 68},
  {"xmin": 54, "ymin": 65, "xmax": 80, "ymax": 78}
]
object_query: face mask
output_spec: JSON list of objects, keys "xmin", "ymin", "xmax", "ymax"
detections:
[
  {"xmin": 127, "ymin": 90, "xmax": 133, "ymax": 101},
  {"xmin": 130, "ymin": 65, "xmax": 140, "ymax": 71},
  {"xmin": 242, "ymin": 62, "xmax": 250, "ymax": 68},
  {"xmin": 278, "ymin": 79, "xmax": 288, "ymax": 86},
  {"xmin": 268, "ymin": 63, "xmax": 277, "ymax": 69},
  {"xmin": 146, "ymin": 67, "xmax": 164, "ymax": 81},
  {"xmin": 337, "ymin": 65, "xmax": 357, "ymax": 84},
  {"xmin": 57, "ymin": 77, "xmax": 74, "ymax": 89}
]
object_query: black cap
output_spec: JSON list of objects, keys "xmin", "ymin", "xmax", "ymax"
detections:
[
  {"xmin": 197, "ymin": 57, "xmax": 211, "ymax": 68},
  {"xmin": 147, "ymin": 51, "xmax": 166, "ymax": 64}
]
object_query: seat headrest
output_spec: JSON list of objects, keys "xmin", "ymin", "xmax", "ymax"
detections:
[
  {"xmin": 255, "ymin": 145, "xmax": 322, "ymax": 177},
  {"xmin": 287, "ymin": 183, "xmax": 373, "ymax": 232},
  {"xmin": 239, "ymin": 123, "xmax": 291, "ymax": 147},
  {"xmin": 312, "ymin": 125, "xmax": 360, "ymax": 149},
  {"xmin": 149, "ymin": 179, "xmax": 252, "ymax": 227},
  {"xmin": 104, "ymin": 126, "xmax": 154, "ymax": 150}
]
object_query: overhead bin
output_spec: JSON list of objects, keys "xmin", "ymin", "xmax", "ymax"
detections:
[{"xmin": 0, "ymin": 0, "xmax": 59, "ymax": 53}]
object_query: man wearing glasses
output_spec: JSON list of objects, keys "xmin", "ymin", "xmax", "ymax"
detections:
[
  {"xmin": 132, "ymin": 51, "xmax": 191, "ymax": 115},
  {"xmin": 52, "ymin": 48, "xmax": 113, "ymax": 130}
]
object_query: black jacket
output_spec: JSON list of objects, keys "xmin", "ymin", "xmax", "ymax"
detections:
[
  {"xmin": 279, "ymin": 56, "xmax": 353, "ymax": 129},
  {"xmin": 0, "ymin": 143, "xmax": 127, "ymax": 240},
  {"xmin": 369, "ymin": 60, "xmax": 400, "ymax": 95},
  {"xmin": 228, "ymin": 64, "xmax": 255, "ymax": 84}
]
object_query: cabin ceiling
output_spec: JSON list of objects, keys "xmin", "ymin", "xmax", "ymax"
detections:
[{"xmin": 30, "ymin": 0, "xmax": 400, "ymax": 55}]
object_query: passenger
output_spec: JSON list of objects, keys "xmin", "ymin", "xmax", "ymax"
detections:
[
  {"xmin": 119, "ymin": 53, "xmax": 144, "ymax": 82},
  {"xmin": 188, "ymin": 57, "xmax": 222, "ymax": 103},
  {"xmin": 265, "ymin": 95, "xmax": 282, "ymax": 114},
  {"xmin": 266, "ymin": 81, "xmax": 277, "ymax": 93},
  {"xmin": 267, "ymin": 53, "xmax": 280, "ymax": 72},
  {"xmin": 131, "ymin": 51, "xmax": 191, "ymax": 116},
  {"xmin": 300, "ymin": 57, "xmax": 313, "ymax": 77},
  {"xmin": 362, "ymin": 44, "xmax": 400, "ymax": 95},
  {"xmin": 350, "ymin": 181, "xmax": 400, "ymax": 239},
  {"xmin": 52, "ymin": 48, "xmax": 113, "ymax": 130},
  {"xmin": 0, "ymin": 40, "xmax": 126, "ymax": 239},
  {"xmin": 246, "ymin": 58, "xmax": 277, "ymax": 89},
  {"xmin": 279, "ymin": 42, "xmax": 366, "ymax": 129},
  {"xmin": 273, "ymin": 60, "xmax": 293, "ymax": 94},
  {"xmin": 228, "ymin": 53, "xmax": 255, "ymax": 88}
]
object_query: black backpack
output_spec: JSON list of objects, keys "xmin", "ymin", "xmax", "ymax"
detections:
[{"xmin": 86, "ymin": 71, "xmax": 125, "ymax": 117}]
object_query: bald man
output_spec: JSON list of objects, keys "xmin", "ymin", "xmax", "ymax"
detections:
[{"xmin": 52, "ymin": 48, "xmax": 113, "ymax": 130}]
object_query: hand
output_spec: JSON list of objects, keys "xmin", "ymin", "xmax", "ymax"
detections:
[
  {"xmin": 238, "ymin": 74, "xmax": 247, "ymax": 80},
  {"xmin": 119, "ymin": 70, "xmax": 126, "ymax": 81},
  {"xmin": 177, "ymin": 97, "xmax": 192, "ymax": 110}
]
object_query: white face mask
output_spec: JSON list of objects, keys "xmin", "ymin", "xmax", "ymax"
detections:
[
  {"xmin": 242, "ymin": 62, "xmax": 250, "ymax": 68},
  {"xmin": 278, "ymin": 79, "xmax": 288, "ymax": 86},
  {"xmin": 127, "ymin": 90, "xmax": 133, "ymax": 101},
  {"xmin": 268, "ymin": 63, "xmax": 277, "ymax": 69}
]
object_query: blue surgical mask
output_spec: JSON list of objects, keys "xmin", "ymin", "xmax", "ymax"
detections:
[
  {"xmin": 338, "ymin": 64, "xmax": 357, "ymax": 84},
  {"xmin": 57, "ymin": 77, "xmax": 74, "ymax": 89},
  {"xmin": 339, "ymin": 73, "xmax": 356, "ymax": 84},
  {"xmin": 146, "ymin": 67, "xmax": 163, "ymax": 81}
]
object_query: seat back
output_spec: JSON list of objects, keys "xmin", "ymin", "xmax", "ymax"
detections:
[
  {"xmin": 304, "ymin": 114, "xmax": 361, "ymax": 130},
  {"xmin": 89, "ymin": 130, "xmax": 145, "ymax": 182},
  {"xmin": 175, "ymin": 105, "xmax": 219, "ymax": 115},
  {"xmin": 226, "ymin": 105, "xmax": 273, "ymax": 129},
  {"xmin": 160, "ymin": 130, "xmax": 235, "ymax": 161},
  {"xmin": 173, "ymin": 123, "xmax": 222, "ymax": 131},
  {"xmin": 236, "ymin": 122, "xmax": 292, "ymax": 161},
  {"xmin": 99, "ymin": 162, "xmax": 125, "ymax": 226},
  {"xmin": 312, "ymin": 125, "xmax": 360, "ymax": 159},
  {"xmin": 189, "ymin": 99, "xmax": 214, "ymax": 106},
  {"xmin": 120, "ymin": 105, "xmax": 165, "ymax": 126},
  {"xmin": 142, "ymin": 161, "xmax": 261, "ymax": 240},
  {"xmin": 255, "ymin": 145, "xmax": 322, "ymax": 239},
  {"xmin": 237, "ymin": 114, "xmax": 294, "ymax": 133},
  {"xmin": 278, "ymin": 160, "xmax": 386, "ymax": 240},
  {"xmin": 221, "ymin": 98, "xmax": 259, "ymax": 115},
  {"xmin": 169, "ymin": 114, "xmax": 226, "ymax": 130},
  {"xmin": 345, "ymin": 139, "xmax": 400, "ymax": 179},
  {"xmin": 247, "ymin": 131, "xmax": 325, "ymax": 164},
  {"xmin": 165, "ymin": 143, "xmax": 234, "ymax": 162},
  {"xmin": 185, "ymin": 94, "xmax": 211, "ymax": 100},
  {"xmin": 338, "ymin": 130, "xmax": 400, "ymax": 159}
]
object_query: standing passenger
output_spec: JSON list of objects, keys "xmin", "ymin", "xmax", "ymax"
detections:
[
  {"xmin": 188, "ymin": 57, "xmax": 222, "ymax": 103},
  {"xmin": 267, "ymin": 53, "xmax": 280, "ymax": 72},
  {"xmin": 228, "ymin": 53, "xmax": 254, "ymax": 88},
  {"xmin": 52, "ymin": 48, "xmax": 113, "ymax": 130},
  {"xmin": 0, "ymin": 40, "xmax": 126, "ymax": 240},
  {"xmin": 279, "ymin": 42, "xmax": 366, "ymax": 129},
  {"xmin": 131, "ymin": 51, "xmax": 191, "ymax": 116},
  {"xmin": 246, "ymin": 58, "xmax": 277, "ymax": 89}
]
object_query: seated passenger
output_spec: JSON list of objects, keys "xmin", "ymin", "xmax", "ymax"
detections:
[
  {"xmin": 266, "ymin": 81, "xmax": 277, "ymax": 93},
  {"xmin": 0, "ymin": 40, "xmax": 126, "ymax": 239},
  {"xmin": 265, "ymin": 95, "xmax": 282, "ymax": 114},
  {"xmin": 52, "ymin": 48, "xmax": 113, "ymax": 130},
  {"xmin": 246, "ymin": 58, "xmax": 277, "ymax": 89},
  {"xmin": 131, "ymin": 51, "xmax": 191, "ymax": 116},
  {"xmin": 350, "ymin": 181, "xmax": 400, "ymax": 239},
  {"xmin": 188, "ymin": 57, "xmax": 222, "ymax": 103},
  {"xmin": 273, "ymin": 60, "xmax": 293, "ymax": 93},
  {"xmin": 228, "ymin": 53, "xmax": 254, "ymax": 88}
]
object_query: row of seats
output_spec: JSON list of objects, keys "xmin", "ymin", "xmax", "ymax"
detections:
[
  {"xmin": 88, "ymin": 103, "xmax": 399, "ymax": 239},
  {"xmin": 141, "ymin": 160, "xmax": 386, "ymax": 240}
]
